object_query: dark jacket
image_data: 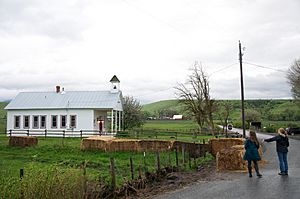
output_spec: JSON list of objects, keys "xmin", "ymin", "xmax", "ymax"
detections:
[
  {"xmin": 243, "ymin": 139, "xmax": 261, "ymax": 161},
  {"xmin": 264, "ymin": 135, "xmax": 289, "ymax": 153}
]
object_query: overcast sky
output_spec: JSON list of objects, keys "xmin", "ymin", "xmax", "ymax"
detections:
[{"xmin": 0, "ymin": 0, "xmax": 299, "ymax": 103}]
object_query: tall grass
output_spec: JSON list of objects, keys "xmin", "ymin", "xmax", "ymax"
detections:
[{"xmin": 0, "ymin": 164, "xmax": 86, "ymax": 199}]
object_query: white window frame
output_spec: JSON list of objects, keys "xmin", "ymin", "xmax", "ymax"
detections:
[
  {"xmin": 14, "ymin": 115, "xmax": 21, "ymax": 129},
  {"xmin": 32, "ymin": 115, "xmax": 39, "ymax": 129},
  {"xmin": 23, "ymin": 115, "xmax": 30, "ymax": 129},
  {"xmin": 40, "ymin": 115, "xmax": 47, "ymax": 129},
  {"xmin": 70, "ymin": 115, "xmax": 77, "ymax": 128},
  {"xmin": 60, "ymin": 115, "xmax": 67, "ymax": 128},
  {"xmin": 51, "ymin": 115, "xmax": 58, "ymax": 129}
]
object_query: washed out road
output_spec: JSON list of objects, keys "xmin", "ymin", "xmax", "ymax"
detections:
[{"xmin": 156, "ymin": 129, "xmax": 300, "ymax": 199}]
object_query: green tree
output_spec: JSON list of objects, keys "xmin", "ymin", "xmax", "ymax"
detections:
[
  {"xmin": 216, "ymin": 101, "xmax": 232, "ymax": 134},
  {"xmin": 123, "ymin": 96, "xmax": 144, "ymax": 130},
  {"xmin": 245, "ymin": 109, "xmax": 261, "ymax": 126}
]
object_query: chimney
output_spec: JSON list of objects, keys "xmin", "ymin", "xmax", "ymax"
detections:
[{"xmin": 56, "ymin": 85, "xmax": 60, "ymax": 93}]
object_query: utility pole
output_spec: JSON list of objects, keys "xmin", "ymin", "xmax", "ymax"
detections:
[{"xmin": 239, "ymin": 40, "xmax": 246, "ymax": 138}]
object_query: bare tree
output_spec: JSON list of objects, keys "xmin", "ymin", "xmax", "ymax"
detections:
[
  {"xmin": 287, "ymin": 59, "xmax": 300, "ymax": 102},
  {"xmin": 175, "ymin": 63, "xmax": 216, "ymax": 135}
]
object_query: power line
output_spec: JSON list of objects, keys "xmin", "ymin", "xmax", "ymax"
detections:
[
  {"xmin": 132, "ymin": 87, "xmax": 174, "ymax": 98},
  {"xmin": 243, "ymin": 61, "xmax": 287, "ymax": 73},
  {"xmin": 208, "ymin": 63, "xmax": 238, "ymax": 77},
  {"xmin": 121, "ymin": 0, "xmax": 183, "ymax": 34}
]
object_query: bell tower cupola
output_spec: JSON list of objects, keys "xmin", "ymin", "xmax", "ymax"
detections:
[{"xmin": 110, "ymin": 75, "xmax": 120, "ymax": 93}]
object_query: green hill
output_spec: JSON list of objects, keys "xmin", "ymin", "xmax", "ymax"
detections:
[
  {"xmin": 142, "ymin": 99, "xmax": 300, "ymax": 122},
  {"xmin": 142, "ymin": 99, "xmax": 181, "ymax": 115}
]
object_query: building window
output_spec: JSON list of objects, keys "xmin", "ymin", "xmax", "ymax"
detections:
[
  {"xmin": 14, "ymin": 115, "xmax": 20, "ymax": 129},
  {"xmin": 60, "ymin": 115, "xmax": 67, "ymax": 128},
  {"xmin": 33, "ymin": 116, "xmax": 39, "ymax": 129},
  {"xmin": 40, "ymin": 116, "xmax": 46, "ymax": 129},
  {"xmin": 23, "ymin": 116, "xmax": 30, "ymax": 129},
  {"xmin": 51, "ymin": 115, "xmax": 58, "ymax": 128},
  {"xmin": 70, "ymin": 115, "xmax": 77, "ymax": 128}
]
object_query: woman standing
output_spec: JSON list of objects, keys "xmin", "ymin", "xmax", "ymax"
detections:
[
  {"xmin": 264, "ymin": 128, "xmax": 289, "ymax": 175},
  {"xmin": 243, "ymin": 131, "xmax": 262, "ymax": 178}
]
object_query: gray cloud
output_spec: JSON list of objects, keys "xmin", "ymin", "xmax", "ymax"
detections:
[
  {"xmin": 0, "ymin": 0, "xmax": 298, "ymax": 103},
  {"xmin": 211, "ymin": 71, "xmax": 291, "ymax": 99},
  {"xmin": 0, "ymin": 0, "xmax": 88, "ymax": 40}
]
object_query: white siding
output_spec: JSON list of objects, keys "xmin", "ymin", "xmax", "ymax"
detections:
[{"xmin": 7, "ymin": 109, "xmax": 94, "ymax": 132}]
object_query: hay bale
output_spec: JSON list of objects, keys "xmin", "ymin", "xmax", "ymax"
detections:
[
  {"xmin": 216, "ymin": 144, "xmax": 247, "ymax": 171},
  {"xmin": 216, "ymin": 144, "xmax": 265, "ymax": 171},
  {"xmin": 81, "ymin": 136, "xmax": 211, "ymax": 154},
  {"xmin": 9, "ymin": 136, "xmax": 38, "ymax": 147},
  {"xmin": 80, "ymin": 136, "xmax": 113, "ymax": 151},
  {"xmin": 108, "ymin": 139, "xmax": 138, "ymax": 152},
  {"xmin": 210, "ymin": 138, "xmax": 245, "ymax": 156}
]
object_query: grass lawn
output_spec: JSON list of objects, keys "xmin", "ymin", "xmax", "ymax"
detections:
[{"xmin": 143, "ymin": 120, "xmax": 199, "ymax": 131}]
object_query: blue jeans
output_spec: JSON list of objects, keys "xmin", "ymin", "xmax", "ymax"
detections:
[{"xmin": 277, "ymin": 152, "xmax": 288, "ymax": 173}]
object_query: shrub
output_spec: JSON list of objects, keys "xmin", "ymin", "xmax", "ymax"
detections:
[{"xmin": 264, "ymin": 126, "xmax": 277, "ymax": 133}]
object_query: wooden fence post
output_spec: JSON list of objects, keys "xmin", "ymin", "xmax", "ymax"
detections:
[
  {"xmin": 27, "ymin": 129, "xmax": 30, "ymax": 136},
  {"xmin": 182, "ymin": 144, "xmax": 185, "ymax": 165},
  {"xmin": 80, "ymin": 130, "xmax": 83, "ymax": 139},
  {"xmin": 175, "ymin": 146, "xmax": 179, "ymax": 168},
  {"xmin": 138, "ymin": 164, "xmax": 142, "ymax": 179},
  {"xmin": 199, "ymin": 143, "xmax": 202, "ymax": 157},
  {"xmin": 110, "ymin": 157, "xmax": 116, "ymax": 190},
  {"xmin": 20, "ymin": 168, "xmax": 24, "ymax": 179},
  {"xmin": 130, "ymin": 157, "xmax": 134, "ymax": 180},
  {"xmin": 143, "ymin": 152, "xmax": 147, "ymax": 173},
  {"xmin": 156, "ymin": 151, "xmax": 161, "ymax": 171},
  {"xmin": 9, "ymin": 129, "xmax": 12, "ymax": 137},
  {"xmin": 20, "ymin": 168, "xmax": 24, "ymax": 199},
  {"xmin": 45, "ymin": 129, "xmax": 47, "ymax": 138},
  {"xmin": 168, "ymin": 152, "xmax": 171, "ymax": 167},
  {"xmin": 188, "ymin": 153, "xmax": 191, "ymax": 169},
  {"xmin": 63, "ymin": 130, "xmax": 65, "ymax": 138}
]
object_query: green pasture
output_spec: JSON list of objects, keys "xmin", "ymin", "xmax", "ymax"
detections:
[
  {"xmin": 143, "ymin": 120, "xmax": 199, "ymax": 131},
  {"xmin": 0, "ymin": 133, "xmax": 213, "ymax": 198}
]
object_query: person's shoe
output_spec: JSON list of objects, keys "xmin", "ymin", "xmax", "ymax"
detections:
[
  {"xmin": 257, "ymin": 173, "xmax": 262, "ymax": 178},
  {"xmin": 283, "ymin": 172, "xmax": 288, "ymax": 175},
  {"xmin": 249, "ymin": 173, "xmax": 253, "ymax": 178},
  {"xmin": 278, "ymin": 172, "xmax": 285, "ymax": 175}
]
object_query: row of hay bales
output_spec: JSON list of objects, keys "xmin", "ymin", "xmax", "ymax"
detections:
[
  {"xmin": 80, "ymin": 136, "xmax": 209, "ymax": 157},
  {"xmin": 8, "ymin": 136, "xmax": 264, "ymax": 172}
]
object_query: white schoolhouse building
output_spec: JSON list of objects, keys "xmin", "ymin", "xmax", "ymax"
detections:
[{"xmin": 5, "ymin": 76, "xmax": 123, "ymax": 136}]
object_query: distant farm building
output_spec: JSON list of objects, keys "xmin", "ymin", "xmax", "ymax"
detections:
[
  {"xmin": 5, "ymin": 76, "xmax": 123, "ymax": 136},
  {"xmin": 172, "ymin": 115, "xmax": 183, "ymax": 120}
]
